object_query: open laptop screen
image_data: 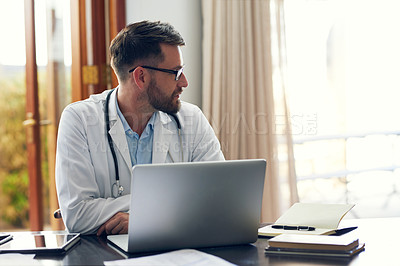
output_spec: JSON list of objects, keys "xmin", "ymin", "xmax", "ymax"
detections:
[{"xmin": 108, "ymin": 159, "xmax": 266, "ymax": 253}]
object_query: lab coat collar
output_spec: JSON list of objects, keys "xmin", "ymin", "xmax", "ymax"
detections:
[
  {"xmin": 105, "ymin": 88, "xmax": 178, "ymax": 165},
  {"xmin": 153, "ymin": 111, "xmax": 176, "ymax": 163},
  {"xmin": 106, "ymin": 89, "xmax": 132, "ymax": 170}
]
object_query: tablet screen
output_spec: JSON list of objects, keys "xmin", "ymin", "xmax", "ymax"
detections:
[{"xmin": 0, "ymin": 231, "xmax": 80, "ymax": 254}]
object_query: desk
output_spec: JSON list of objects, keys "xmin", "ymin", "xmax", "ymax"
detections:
[{"xmin": 2, "ymin": 217, "xmax": 399, "ymax": 265}]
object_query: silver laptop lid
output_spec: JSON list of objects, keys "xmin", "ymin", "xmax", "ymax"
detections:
[{"xmin": 127, "ymin": 159, "xmax": 266, "ymax": 253}]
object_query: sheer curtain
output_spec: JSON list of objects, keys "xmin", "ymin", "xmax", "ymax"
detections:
[{"xmin": 202, "ymin": 0, "xmax": 298, "ymax": 222}]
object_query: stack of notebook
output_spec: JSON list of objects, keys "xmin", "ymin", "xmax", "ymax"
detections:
[{"xmin": 265, "ymin": 234, "xmax": 365, "ymax": 258}]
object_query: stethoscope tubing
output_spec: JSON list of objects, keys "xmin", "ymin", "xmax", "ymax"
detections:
[{"xmin": 104, "ymin": 89, "xmax": 183, "ymax": 198}]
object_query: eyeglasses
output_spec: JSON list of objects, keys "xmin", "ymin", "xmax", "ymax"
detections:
[{"xmin": 128, "ymin": 65, "xmax": 185, "ymax": 81}]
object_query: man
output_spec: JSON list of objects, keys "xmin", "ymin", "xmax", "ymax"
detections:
[{"xmin": 55, "ymin": 21, "xmax": 224, "ymax": 235}]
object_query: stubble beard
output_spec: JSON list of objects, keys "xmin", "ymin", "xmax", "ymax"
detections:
[{"xmin": 147, "ymin": 78, "xmax": 182, "ymax": 114}]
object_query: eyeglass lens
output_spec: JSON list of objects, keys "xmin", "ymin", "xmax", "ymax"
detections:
[{"xmin": 175, "ymin": 67, "xmax": 184, "ymax": 81}]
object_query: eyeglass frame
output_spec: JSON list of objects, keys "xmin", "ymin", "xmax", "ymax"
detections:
[{"xmin": 128, "ymin": 65, "xmax": 185, "ymax": 81}]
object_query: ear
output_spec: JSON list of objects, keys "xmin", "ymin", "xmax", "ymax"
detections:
[{"xmin": 131, "ymin": 67, "xmax": 150, "ymax": 90}]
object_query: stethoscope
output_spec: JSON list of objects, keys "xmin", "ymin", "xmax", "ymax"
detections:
[{"xmin": 105, "ymin": 89, "xmax": 183, "ymax": 198}]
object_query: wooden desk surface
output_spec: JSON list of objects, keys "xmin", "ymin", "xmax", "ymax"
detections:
[{"xmin": 1, "ymin": 217, "xmax": 399, "ymax": 265}]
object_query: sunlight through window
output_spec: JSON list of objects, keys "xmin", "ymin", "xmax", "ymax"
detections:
[{"xmin": 285, "ymin": 0, "xmax": 400, "ymax": 218}]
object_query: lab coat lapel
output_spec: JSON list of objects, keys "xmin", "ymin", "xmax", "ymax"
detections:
[
  {"xmin": 152, "ymin": 112, "xmax": 174, "ymax": 163},
  {"xmin": 107, "ymin": 90, "xmax": 131, "ymax": 170}
]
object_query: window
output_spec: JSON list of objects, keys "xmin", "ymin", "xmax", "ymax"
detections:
[
  {"xmin": 284, "ymin": 0, "xmax": 400, "ymax": 218},
  {"xmin": 0, "ymin": 0, "xmax": 71, "ymax": 230}
]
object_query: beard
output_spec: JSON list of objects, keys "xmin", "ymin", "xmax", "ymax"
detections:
[{"xmin": 147, "ymin": 77, "xmax": 182, "ymax": 114}]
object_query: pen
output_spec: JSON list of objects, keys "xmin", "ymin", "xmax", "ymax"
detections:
[
  {"xmin": 0, "ymin": 234, "xmax": 13, "ymax": 245},
  {"xmin": 333, "ymin": 226, "xmax": 358, "ymax": 235},
  {"xmin": 271, "ymin": 225, "xmax": 316, "ymax": 231}
]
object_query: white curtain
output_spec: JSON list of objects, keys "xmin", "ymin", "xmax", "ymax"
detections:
[{"xmin": 202, "ymin": 0, "xmax": 298, "ymax": 222}]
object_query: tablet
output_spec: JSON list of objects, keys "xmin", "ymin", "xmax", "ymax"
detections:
[{"xmin": 0, "ymin": 231, "xmax": 80, "ymax": 254}]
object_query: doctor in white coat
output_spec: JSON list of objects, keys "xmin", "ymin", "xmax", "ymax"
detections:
[{"xmin": 55, "ymin": 21, "xmax": 224, "ymax": 235}]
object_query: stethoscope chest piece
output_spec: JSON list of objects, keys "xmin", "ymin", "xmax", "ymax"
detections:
[{"xmin": 112, "ymin": 180, "xmax": 124, "ymax": 198}]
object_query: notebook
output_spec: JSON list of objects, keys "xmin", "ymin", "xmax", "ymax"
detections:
[
  {"xmin": 258, "ymin": 203, "xmax": 355, "ymax": 237},
  {"xmin": 0, "ymin": 231, "xmax": 80, "ymax": 254},
  {"xmin": 107, "ymin": 159, "xmax": 266, "ymax": 253}
]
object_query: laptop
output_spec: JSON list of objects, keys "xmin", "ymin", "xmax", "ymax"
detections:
[
  {"xmin": 107, "ymin": 159, "xmax": 266, "ymax": 253},
  {"xmin": 0, "ymin": 231, "xmax": 80, "ymax": 254}
]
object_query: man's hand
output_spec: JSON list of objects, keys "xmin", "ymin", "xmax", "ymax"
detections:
[{"xmin": 97, "ymin": 212, "xmax": 129, "ymax": 236}]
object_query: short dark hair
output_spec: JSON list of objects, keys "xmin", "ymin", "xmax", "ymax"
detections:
[{"xmin": 110, "ymin": 20, "xmax": 185, "ymax": 82}]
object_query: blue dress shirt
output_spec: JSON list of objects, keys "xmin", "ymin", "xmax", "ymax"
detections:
[{"xmin": 115, "ymin": 97, "xmax": 154, "ymax": 166}]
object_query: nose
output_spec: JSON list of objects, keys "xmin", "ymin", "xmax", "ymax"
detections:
[{"xmin": 178, "ymin": 72, "xmax": 189, "ymax": 88}]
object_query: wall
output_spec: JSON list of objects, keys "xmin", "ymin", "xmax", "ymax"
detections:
[{"xmin": 125, "ymin": 0, "xmax": 203, "ymax": 108}]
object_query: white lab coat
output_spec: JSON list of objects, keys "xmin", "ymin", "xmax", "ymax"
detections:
[{"xmin": 55, "ymin": 89, "xmax": 224, "ymax": 234}]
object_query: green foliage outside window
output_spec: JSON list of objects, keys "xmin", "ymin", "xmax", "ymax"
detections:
[
  {"xmin": 0, "ymin": 66, "xmax": 69, "ymax": 229},
  {"xmin": 0, "ymin": 72, "xmax": 29, "ymax": 228},
  {"xmin": 0, "ymin": 69, "xmax": 51, "ymax": 229}
]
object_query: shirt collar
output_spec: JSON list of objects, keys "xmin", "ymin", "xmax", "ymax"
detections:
[{"xmin": 115, "ymin": 95, "xmax": 155, "ymax": 134}]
